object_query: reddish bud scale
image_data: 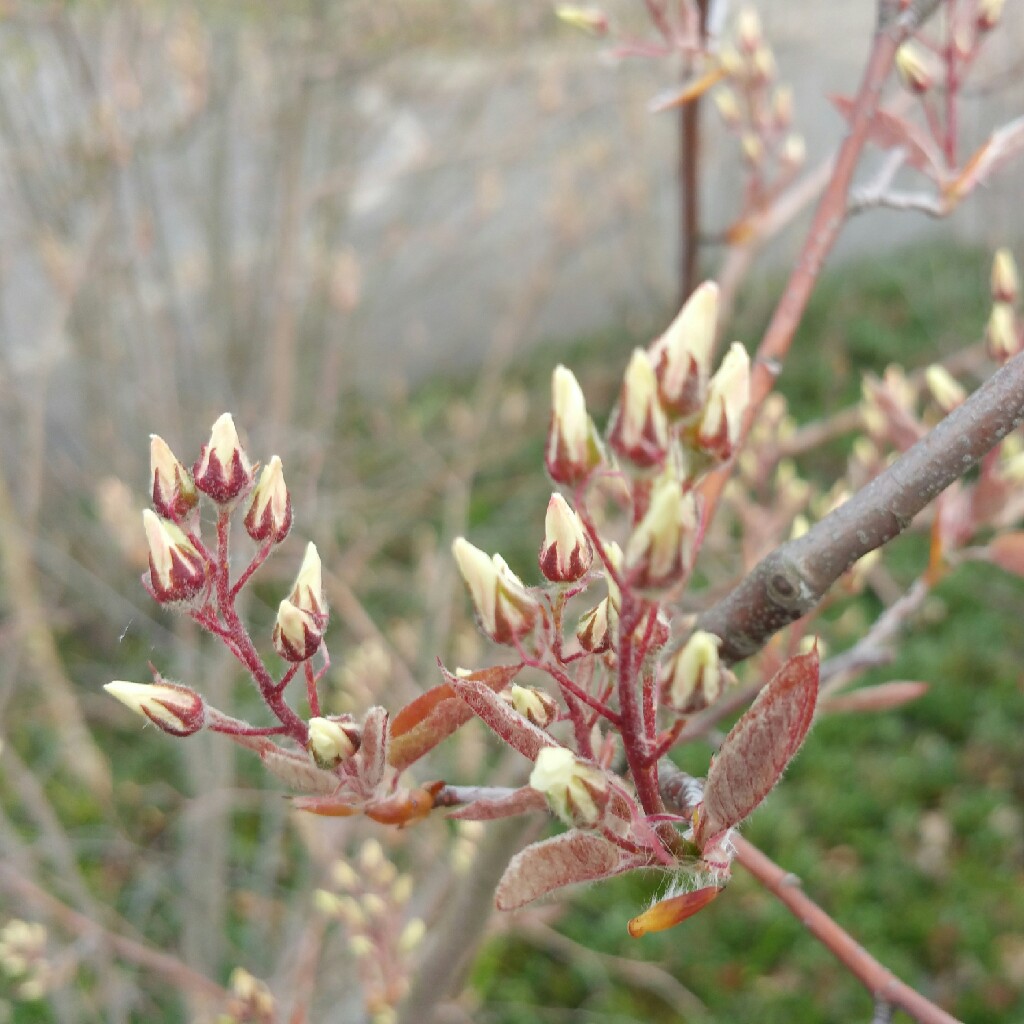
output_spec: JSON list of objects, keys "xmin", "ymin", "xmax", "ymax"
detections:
[
  {"xmin": 538, "ymin": 540, "xmax": 588, "ymax": 582},
  {"xmin": 152, "ymin": 468, "xmax": 198, "ymax": 521},
  {"xmin": 143, "ymin": 692, "xmax": 205, "ymax": 736},
  {"xmin": 607, "ymin": 405, "xmax": 668, "ymax": 469},
  {"xmin": 193, "ymin": 447, "xmax": 253, "ymax": 504},
  {"xmin": 148, "ymin": 550, "xmax": 207, "ymax": 605},
  {"xmin": 244, "ymin": 492, "xmax": 293, "ymax": 543},
  {"xmin": 651, "ymin": 349, "xmax": 702, "ymax": 419}
]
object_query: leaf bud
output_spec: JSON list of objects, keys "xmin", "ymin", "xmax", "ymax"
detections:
[
  {"xmin": 307, "ymin": 716, "xmax": 360, "ymax": 769},
  {"xmin": 607, "ymin": 349, "xmax": 669, "ymax": 469},
  {"xmin": 273, "ymin": 599, "xmax": 323, "ymax": 662},
  {"xmin": 192, "ymin": 413, "xmax": 255, "ymax": 505},
  {"xmin": 529, "ymin": 746, "xmax": 609, "ymax": 826},
  {"xmin": 452, "ymin": 538, "xmax": 540, "ymax": 645},
  {"xmin": 539, "ymin": 493, "xmax": 593, "ymax": 582},
  {"xmin": 545, "ymin": 366, "xmax": 606, "ymax": 485},
  {"xmin": 142, "ymin": 509, "xmax": 209, "ymax": 606},
  {"xmin": 104, "ymin": 679, "xmax": 206, "ymax": 736},
  {"xmin": 244, "ymin": 455, "xmax": 292, "ymax": 544},
  {"xmin": 149, "ymin": 434, "xmax": 198, "ymax": 521}
]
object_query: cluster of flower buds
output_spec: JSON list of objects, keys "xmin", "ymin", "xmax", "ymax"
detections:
[
  {"xmin": 104, "ymin": 678, "xmax": 206, "ymax": 737},
  {"xmin": 987, "ymin": 248, "xmax": 1021, "ymax": 363},
  {"xmin": 0, "ymin": 920, "xmax": 52, "ymax": 1002},
  {"xmin": 451, "ymin": 538, "xmax": 540, "ymax": 646},
  {"xmin": 713, "ymin": 7, "xmax": 805, "ymax": 208},
  {"xmin": 273, "ymin": 543, "xmax": 329, "ymax": 662},
  {"xmin": 219, "ymin": 967, "xmax": 276, "ymax": 1024},
  {"xmin": 529, "ymin": 746, "xmax": 610, "ymax": 826},
  {"xmin": 314, "ymin": 841, "xmax": 424, "ymax": 1020}
]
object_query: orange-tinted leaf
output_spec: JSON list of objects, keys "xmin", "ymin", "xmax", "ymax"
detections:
[
  {"xmin": 821, "ymin": 680, "xmax": 929, "ymax": 714},
  {"xmin": 628, "ymin": 886, "xmax": 722, "ymax": 937},
  {"xmin": 988, "ymin": 532, "xmax": 1024, "ymax": 576},
  {"xmin": 649, "ymin": 65, "xmax": 727, "ymax": 112},
  {"xmin": 291, "ymin": 796, "xmax": 361, "ymax": 817},
  {"xmin": 696, "ymin": 648, "xmax": 819, "ymax": 848},
  {"xmin": 389, "ymin": 664, "xmax": 521, "ymax": 771}
]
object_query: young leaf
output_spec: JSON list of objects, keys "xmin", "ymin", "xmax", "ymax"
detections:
[
  {"xmin": 443, "ymin": 664, "xmax": 557, "ymax": 761},
  {"xmin": 447, "ymin": 785, "xmax": 547, "ymax": 821},
  {"xmin": 627, "ymin": 886, "xmax": 722, "ymax": 937},
  {"xmin": 260, "ymin": 747, "xmax": 338, "ymax": 795},
  {"xmin": 830, "ymin": 95, "xmax": 943, "ymax": 176},
  {"xmin": 389, "ymin": 664, "xmax": 522, "ymax": 772},
  {"xmin": 495, "ymin": 830, "xmax": 631, "ymax": 911},
  {"xmin": 696, "ymin": 647, "xmax": 819, "ymax": 848},
  {"xmin": 357, "ymin": 705, "xmax": 390, "ymax": 793}
]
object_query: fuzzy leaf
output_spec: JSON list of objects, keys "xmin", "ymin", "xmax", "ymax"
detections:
[
  {"xmin": 821, "ymin": 680, "xmax": 929, "ymax": 714},
  {"xmin": 988, "ymin": 532, "xmax": 1024, "ymax": 577},
  {"xmin": 443, "ymin": 665, "xmax": 556, "ymax": 761},
  {"xmin": 495, "ymin": 830, "xmax": 629, "ymax": 910},
  {"xmin": 260, "ymin": 748, "xmax": 337, "ymax": 795},
  {"xmin": 696, "ymin": 648, "xmax": 819, "ymax": 848},
  {"xmin": 830, "ymin": 95, "xmax": 943, "ymax": 176},
  {"xmin": 389, "ymin": 664, "xmax": 522, "ymax": 772},
  {"xmin": 358, "ymin": 705, "xmax": 390, "ymax": 792},
  {"xmin": 447, "ymin": 786, "xmax": 547, "ymax": 821}
]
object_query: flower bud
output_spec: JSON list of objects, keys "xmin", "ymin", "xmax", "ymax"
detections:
[
  {"xmin": 741, "ymin": 133, "xmax": 763, "ymax": 165},
  {"xmin": 529, "ymin": 746, "xmax": 608, "ymax": 826},
  {"xmin": 142, "ymin": 509, "xmax": 208, "ymax": 606},
  {"xmin": 273, "ymin": 599, "xmax": 323, "ymax": 662},
  {"xmin": 538, "ymin": 493, "xmax": 593, "ymax": 582},
  {"xmin": 649, "ymin": 282, "xmax": 718, "ymax": 418},
  {"xmin": 607, "ymin": 349, "xmax": 669, "ymax": 468},
  {"xmin": 149, "ymin": 435, "xmax": 198, "ymax": 520},
  {"xmin": 991, "ymin": 248, "xmax": 1019, "ymax": 304},
  {"xmin": 713, "ymin": 88, "xmax": 741, "ymax": 127},
  {"xmin": 895, "ymin": 43, "xmax": 935, "ymax": 94},
  {"xmin": 624, "ymin": 475, "xmax": 699, "ymax": 592},
  {"xmin": 736, "ymin": 7, "xmax": 761, "ymax": 52},
  {"xmin": 307, "ymin": 716, "xmax": 360, "ymax": 769},
  {"xmin": 773, "ymin": 85, "xmax": 794, "ymax": 130},
  {"xmin": 576, "ymin": 596, "xmax": 616, "ymax": 654},
  {"xmin": 977, "ymin": 0, "xmax": 1004, "ymax": 31},
  {"xmin": 751, "ymin": 46, "xmax": 776, "ymax": 83},
  {"xmin": 781, "ymin": 134, "xmax": 806, "ymax": 169},
  {"xmin": 554, "ymin": 4, "xmax": 609, "ymax": 35},
  {"xmin": 987, "ymin": 302, "xmax": 1020, "ymax": 363},
  {"xmin": 502, "ymin": 684, "xmax": 559, "ymax": 728},
  {"xmin": 924, "ymin": 365, "xmax": 966, "ymax": 415},
  {"xmin": 104, "ymin": 680, "xmax": 206, "ymax": 736},
  {"xmin": 452, "ymin": 538, "xmax": 540, "ymax": 645},
  {"xmin": 192, "ymin": 413, "xmax": 254, "ymax": 505},
  {"xmin": 545, "ymin": 366, "xmax": 605, "ymax": 486},
  {"xmin": 697, "ymin": 342, "xmax": 750, "ymax": 460},
  {"xmin": 288, "ymin": 542, "xmax": 328, "ymax": 622},
  {"xmin": 660, "ymin": 631, "xmax": 722, "ymax": 712},
  {"xmin": 244, "ymin": 455, "xmax": 292, "ymax": 544}
]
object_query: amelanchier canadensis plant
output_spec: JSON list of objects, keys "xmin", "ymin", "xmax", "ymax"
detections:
[{"xmin": 80, "ymin": 2, "xmax": 1024, "ymax": 1023}]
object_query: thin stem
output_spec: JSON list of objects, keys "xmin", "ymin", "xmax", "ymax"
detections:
[{"xmin": 230, "ymin": 537, "xmax": 274, "ymax": 599}]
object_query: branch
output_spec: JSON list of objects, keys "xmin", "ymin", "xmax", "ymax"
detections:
[{"xmin": 696, "ymin": 348, "xmax": 1024, "ymax": 664}]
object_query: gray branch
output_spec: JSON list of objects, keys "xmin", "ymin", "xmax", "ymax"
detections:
[{"xmin": 696, "ymin": 348, "xmax": 1024, "ymax": 665}]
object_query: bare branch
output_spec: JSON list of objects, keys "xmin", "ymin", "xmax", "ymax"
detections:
[{"xmin": 696, "ymin": 349, "xmax": 1024, "ymax": 664}]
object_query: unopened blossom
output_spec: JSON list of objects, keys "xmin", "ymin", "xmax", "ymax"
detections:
[
  {"xmin": 545, "ymin": 366, "xmax": 605, "ymax": 485},
  {"xmin": 773, "ymin": 85, "xmax": 794, "ymax": 129},
  {"xmin": 529, "ymin": 746, "xmax": 608, "ymax": 826},
  {"xmin": 503, "ymin": 684, "xmax": 559, "ymax": 728},
  {"xmin": 273, "ymin": 598, "xmax": 323, "ymax": 662},
  {"xmin": 697, "ymin": 342, "xmax": 750, "ymax": 459},
  {"xmin": 924, "ymin": 365, "xmax": 966, "ymax": 415},
  {"xmin": 244, "ymin": 455, "xmax": 292, "ymax": 544},
  {"xmin": 225, "ymin": 968, "xmax": 275, "ymax": 1024},
  {"xmin": 554, "ymin": 4, "xmax": 608, "ymax": 34},
  {"xmin": 607, "ymin": 349, "xmax": 669, "ymax": 468},
  {"xmin": 977, "ymin": 0, "xmax": 1005, "ymax": 31},
  {"xmin": 987, "ymin": 302, "xmax": 1019, "ymax": 363},
  {"xmin": 192, "ymin": 413, "xmax": 254, "ymax": 505},
  {"xmin": 660, "ymin": 631, "xmax": 723, "ymax": 711},
  {"xmin": 576, "ymin": 596, "xmax": 615, "ymax": 654},
  {"xmin": 142, "ymin": 509, "xmax": 208, "ymax": 605},
  {"xmin": 736, "ymin": 7, "xmax": 762, "ymax": 51},
  {"xmin": 149, "ymin": 434, "xmax": 198, "ymax": 520},
  {"xmin": 307, "ymin": 716, "xmax": 360, "ymax": 769},
  {"xmin": 624, "ymin": 474, "xmax": 699, "ymax": 592},
  {"xmin": 649, "ymin": 281, "xmax": 718, "ymax": 418},
  {"xmin": 991, "ymin": 248, "xmax": 1019, "ymax": 304},
  {"xmin": 288, "ymin": 542, "xmax": 328, "ymax": 622},
  {"xmin": 452, "ymin": 538, "xmax": 539, "ymax": 646},
  {"xmin": 714, "ymin": 88, "xmax": 741, "ymax": 127},
  {"xmin": 895, "ymin": 43, "xmax": 935, "ymax": 94},
  {"xmin": 104, "ymin": 680, "xmax": 206, "ymax": 736},
  {"xmin": 781, "ymin": 134, "xmax": 806, "ymax": 169},
  {"xmin": 538, "ymin": 493, "xmax": 592, "ymax": 582}
]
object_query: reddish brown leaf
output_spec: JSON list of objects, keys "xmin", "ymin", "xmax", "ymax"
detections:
[
  {"xmin": 830, "ymin": 95, "xmax": 942, "ymax": 176},
  {"xmin": 444, "ymin": 666, "xmax": 556, "ymax": 761},
  {"xmin": 447, "ymin": 785, "xmax": 547, "ymax": 821},
  {"xmin": 358, "ymin": 705, "xmax": 390, "ymax": 792},
  {"xmin": 389, "ymin": 664, "xmax": 521, "ymax": 772},
  {"xmin": 495, "ymin": 830, "xmax": 627, "ymax": 910},
  {"xmin": 988, "ymin": 532, "xmax": 1024, "ymax": 577},
  {"xmin": 627, "ymin": 886, "xmax": 722, "ymax": 936},
  {"xmin": 821, "ymin": 680, "xmax": 929, "ymax": 714},
  {"xmin": 696, "ymin": 648, "xmax": 819, "ymax": 848}
]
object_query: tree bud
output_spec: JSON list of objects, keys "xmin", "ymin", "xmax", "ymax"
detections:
[
  {"xmin": 142, "ymin": 509, "xmax": 208, "ymax": 606},
  {"xmin": 895, "ymin": 43, "xmax": 935, "ymax": 94},
  {"xmin": 502, "ymin": 684, "xmax": 559, "ymax": 728},
  {"xmin": 924, "ymin": 365, "xmax": 966, "ymax": 415},
  {"xmin": 607, "ymin": 349, "xmax": 669, "ymax": 468},
  {"xmin": 538, "ymin": 493, "xmax": 593, "ymax": 582},
  {"xmin": 714, "ymin": 88, "xmax": 741, "ymax": 127},
  {"xmin": 660, "ymin": 631, "xmax": 723, "ymax": 711},
  {"xmin": 773, "ymin": 85, "xmax": 794, "ymax": 129},
  {"xmin": 307, "ymin": 716, "xmax": 360, "ymax": 769},
  {"xmin": 452, "ymin": 538, "xmax": 540, "ymax": 646},
  {"xmin": 545, "ymin": 366, "xmax": 605, "ymax": 485},
  {"xmin": 736, "ymin": 7, "xmax": 762, "ymax": 52},
  {"xmin": 987, "ymin": 302, "xmax": 1020, "ymax": 363},
  {"xmin": 991, "ymin": 248, "xmax": 1019, "ymax": 304},
  {"xmin": 149, "ymin": 434, "xmax": 198, "ymax": 521},
  {"xmin": 244, "ymin": 455, "xmax": 292, "ymax": 544},
  {"xmin": 624, "ymin": 475, "xmax": 699, "ymax": 592},
  {"xmin": 649, "ymin": 281, "xmax": 718, "ymax": 418},
  {"xmin": 576, "ymin": 596, "xmax": 616, "ymax": 654},
  {"xmin": 104, "ymin": 680, "xmax": 206, "ymax": 736},
  {"xmin": 529, "ymin": 746, "xmax": 608, "ymax": 826},
  {"xmin": 697, "ymin": 342, "xmax": 750, "ymax": 460},
  {"xmin": 192, "ymin": 413, "xmax": 254, "ymax": 505},
  {"xmin": 288, "ymin": 542, "xmax": 328, "ymax": 622},
  {"xmin": 977, "ymin": 0, "xmax": 1004, "ymax": 31},
  {"xmin": 273, "ymin": 599, "xmax": 323, "ymax": 662},
  {"xmin": 554, "ymin": 4, "xmax": 609, "ymax": 35}
]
